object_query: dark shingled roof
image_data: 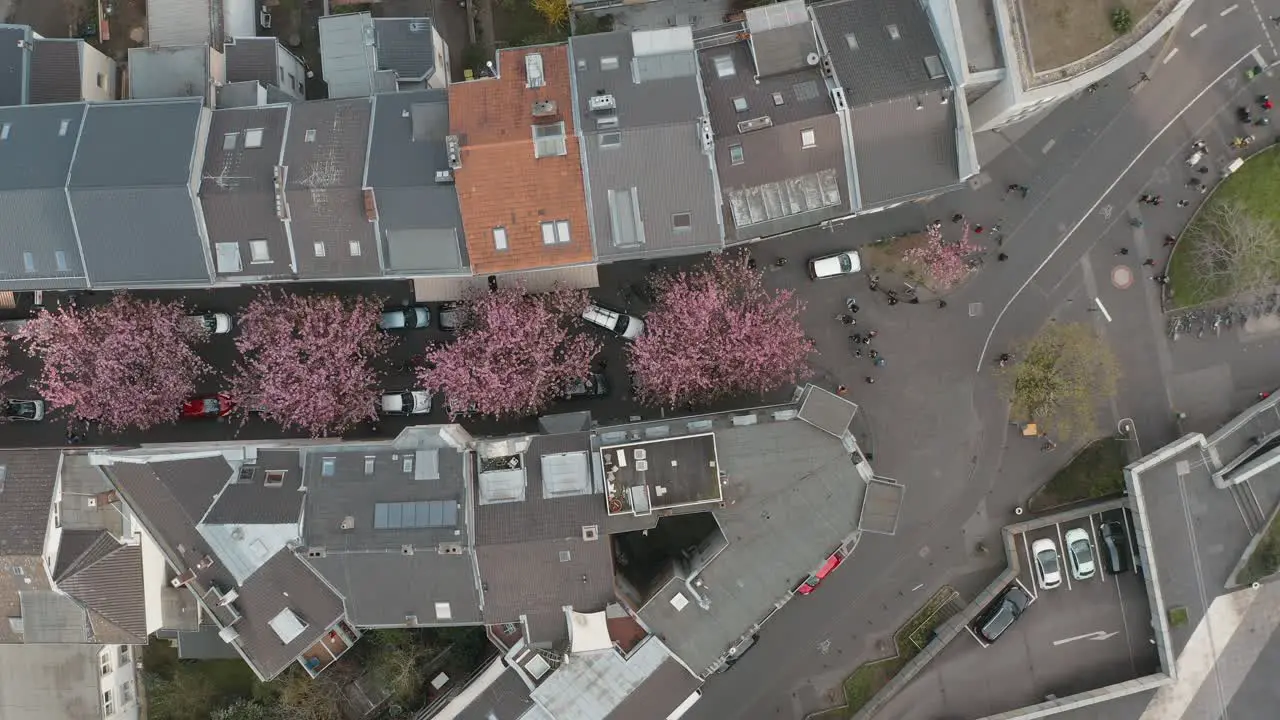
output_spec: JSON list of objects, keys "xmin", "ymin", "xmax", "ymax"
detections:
[
  {"xmin": 58, "ymin": 544, "xmax": 147, "ymax": 641},
  {"xmin": 0, "ymin": 449, "xmax": 61, "ymax": 557}
]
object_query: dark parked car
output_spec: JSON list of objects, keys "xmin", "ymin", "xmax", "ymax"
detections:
[
  {"xmin": 563, "ymin": 373, "xmax": 610, "ymax": 399},
  {"xmin": 974, "ymin": 584, "xmax": 1031, "ymax": 643},
  {"xmin": 1099, "ymin": 521, "xmax": 1129, "ymax": 575},
  {"xmin": 437, "ymin": 303, "xmax": 463, "ymax": 332}
]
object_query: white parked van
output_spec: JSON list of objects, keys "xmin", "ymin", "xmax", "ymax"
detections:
[
  {"xmin": 808, "ymin": 250, "xmax": 862, "ymax": 279},
  {"xmin": 582, "ymin": 303, "xmax": 644, "ymax": 340},
  {"xmin": 666, "ymin": 689, "xmax": 703, "ymax": 720}
]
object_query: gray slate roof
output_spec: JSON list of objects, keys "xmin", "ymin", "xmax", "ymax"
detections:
[
  {"xmin": 374, "ymin": 18, "xmax": 437, "ymax": 82},
  {"xmin": 68, "ymin": 100, "xmax": 212, "ymax": 287},
  {"xmin": 473, "ymin": 433, "xmax": 614, "ymax": 640},
  {"xmin": 203, "ymin": 449, "xmax": 304, "ymax": 524},
  {"xmin": 282, "ymin": 98, "xmax": 381, "ymax": 279},
  {"xmin": 224, "ymin": 37, "xmax": 280, "ymax": 87},
  {"xmin": 0, "ymin": 450, "xmax": 60, "ymax": 557},
  {"xmin": 29, "ymin": 40, "xmax": 83, "ymax": 105},
  {"xmin": 301, "ymin": 443, "xmax": 482, "ymax": 626},
  {"xmin": 367, "ymin": 90, "xmax": 468, "ymax": 274},
  {"xmin": 0, "ymin": 25, "xmax": 32, "ymax": 107},
  {"xmin": 102, "ymin": 453, "xmax": 344, "ymax": 680},
  {"xmin": 148, "ymin": 0, "xmax": 218, "ymax": 48},
  {"xmin": 571, "ymin": 30, "xmax": 723, "ymax": 260},
  {"xmin": 850, "ymin": 96, "xmax": 960, "ymax": 205},
  {"xmin": 201, "ymin": 104, "xmax": 296, "ymax": 280},
  {"xmin": 699, "ymin": 42, "xmax": 851, "ymax": 241},
  {"xmin": 452, "ymin": 666, "xmax": 538, "ymax": 720},
  {"xmin": 812, "ymin": 0, "xmax": 952, "ymax": 108},
  {"xmin": 0, "ymin": 103, "xmax": 89, "ymax": 290},
  {"xmin": 56, "ymin": 542, "xmax": 148, "ymax": 642}
]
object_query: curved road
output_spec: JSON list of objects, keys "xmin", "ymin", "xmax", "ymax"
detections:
[{"xmin": 687, "ymin": 1, "xmax": 1280, "ymax": 718}]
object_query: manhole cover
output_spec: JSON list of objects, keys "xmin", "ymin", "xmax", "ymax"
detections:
[
  {"xmin": 968, "ymin": 302, "xmax": 983, "ymax": 317},
  {"xmin": 1111, "ymin": 265, "xmax": 1134, "ymax": 289}
]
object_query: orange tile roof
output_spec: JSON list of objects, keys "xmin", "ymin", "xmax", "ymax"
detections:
[{"xmin": 448, "ymin": 45, "xmax": 594, "ymax": 275}]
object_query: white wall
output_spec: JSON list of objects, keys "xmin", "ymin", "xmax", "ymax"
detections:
[
  {"xmin": 276, "ymin": 42, "xmax": 307, "ymax": 98},
  {"xmin": 98, "ymin": 644, "xmax": 141, "ymax": 720},
  {"xmin": 80, "ymin": 42, "xmax": 118, "ymax": 101},
  {"xmin": 139, "ymin": 527, "xmax": 170, "ymax": 634},
  {"xmin": 429, "ymin": 25, "xmax": 449, "ymax": 88}
]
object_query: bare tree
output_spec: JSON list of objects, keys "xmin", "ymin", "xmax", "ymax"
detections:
[{"xmin": 1190, "ymin": 200, "xmax": 1280, "ymax": 298}]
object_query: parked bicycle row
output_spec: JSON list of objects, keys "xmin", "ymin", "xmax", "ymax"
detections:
[{"xmin": 1167, "ymin": 293, "xmax": 1280, "ymax": 340}]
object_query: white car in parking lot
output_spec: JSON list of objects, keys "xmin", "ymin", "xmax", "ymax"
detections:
[
  {"xmin": 1032, "ymin": 538, "xmax": 1062, "ymax": 590},
  {"xmin": 807, "ymin": 250, "xmax": 862, "ymax": 279},
  {"xmin": 1064, "ymin": 528, "xmax": 1096, "ymax": 580}
]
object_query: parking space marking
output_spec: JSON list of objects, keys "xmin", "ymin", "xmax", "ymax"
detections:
[
  {"xmin": 1041, "ymin": 138, "xmax": 1056, "ymax": 154},
  {"xmin": 1021, "ymin": 534, "xmax": 1038, "ymax": 599},
  {"xmin": 966, "ymin": 624, "xmax": 989, "ymax": 648},
  {"xmin": 1088, "ymin": 516, "xmax": 1105, "ymax": 582},
  {"xmin": 1014, "ymin": 578, "xmax": 1036, "ymax": 604},
  {"xmin": 1113, "ymin": 570, "xmax": 1138, "ymax": 674},
  {"xmin": 1221, "ymin": 4, "xmax": 1239, "ymax": 15},
  {"xmin": 1190, "ymin": 23, "xmax": 1207, "ymax": 37},
  {"xmin": 1164, "ymin": 48, "xmax": 1179, "ymax": 64},
  {"xmin": 1056, "ymin": 522, "xmax": 1072, "ymax": 591}
]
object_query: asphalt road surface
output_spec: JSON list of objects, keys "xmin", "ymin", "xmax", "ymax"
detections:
[{"xmin": 685, "ymin": 0, "xmax": 1280, "ymax": 717}]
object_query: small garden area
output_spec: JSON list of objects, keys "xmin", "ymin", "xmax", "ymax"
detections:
[
  {"xmin": 859, "ymin": 223, "xmax": 981, "ymax": 295},
  {"xmin": 1169, "ymin": 146, "xmax": 1280, "ymax": 309},
  {"xmin": 1021, "ymin": 0, "xmax": 1159, "ymax": 72},
  {"xmin": 1028, "ymin": 437, "xmax": 1128, "ymax": 511},
  {"xmin": 816, "ymin": 586, "xmax": 958, "ymax": 718},
  {"xmin": 143, "ymin": 627, "xmax": 493, "ymax": 720},
  {"xmin": 1237, "ymin": 506, "xmax": 1280, "ymax": 585}
]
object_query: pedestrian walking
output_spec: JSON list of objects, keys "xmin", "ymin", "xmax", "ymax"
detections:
[
  {"xmin": 836, "ymin": 385, "xmax": 848, "ymax": 396},
  {"xmin": 867, "ymin": 330, "xmax": 879, "ymax": 339},
  {"xmin": 850, "ymin": 332, "xmax": 864, "ymax": 344},
  {"xmin": 938, "ymin": 300, "xmax": 948, "ymax": 309},
  {"xmin": 747, "ymin": 257, "xmax": 758, "ymax": 270},
  {"xmin": 1176, "ymin": 200, "xmax": 1190, "ymax": 208},
  {"xmin": 1153, "ymin": 196, "xmax": 1163, "ymax": 206},
  {"xmin": 1154, "ymin": 274, "xmax": 1169, "ymax": 285},
  {"xmin": 874, "ymin": 357, "xmax": 886, "ymax": 367},
  {"xmin": 854, "ymin": 348, "xmax": 862, "ymax": 358},
  {"xmin": 65, "ymin": 429, "xmax": 82, "ymax": 445},
  {"xmin": 1142, "ymin": 258, "xmax": 1156, "ymax": 267},
  {"xmin": 952, "ymin": 213, "xmax": 964, "ymax": 223},
  {"xmin": 974, "ymin": 225, "xmax": 985, "ymax": 234},
  {"xmin": 1198, "ymin": 166, "xmax": 1209, "ymax": 174},
  {"xmin": 865, "ymin": 376, "xmax": 876, "ymax": 384},
  {"xmin": 888, "ymin": 296, "xmax": 899, "ymax": 306},
  {"xmin": 1115, "ymin": 248, "xmax": 1129, "ymax": 255},
  {"xmin": 997, "ymin": 253, "xmax": 1009, "ymax": 261},
  {"xmin": 1164, "ymin": 235, "xmax": 1177, "ymax": 246},
  {"xmin": 869, "ymin": 349, "xmax": 879, "ymax": 359}
]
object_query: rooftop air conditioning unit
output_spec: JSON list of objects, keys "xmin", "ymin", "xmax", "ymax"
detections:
[
  {"xmin": 434, "ymin": 169, "xmax": 454, "ymax": 184},
  {"xmin": 635, "ymin": 460, "xmax": 649, "ymax": 472},
  {"xmin": 532, "ymin": 100, "xmax": 557, "ymax": 117},
  {"xmin": 737, "ymin": 116, "xmax": 774, "ymax": 134},
  {"xmin": 588, "ymin": 94, "xmax": 616, "ymax": 112}
]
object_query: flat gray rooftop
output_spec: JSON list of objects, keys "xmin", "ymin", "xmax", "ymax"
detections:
[
  {"xmin": 0, "ymin": 644, "xmax": 101, "ymax": 720},
  {"xmin": 797, "ymin": 384, "xmax": 858, "ymax": 437},
  {"xmin": 636, "ymin": 417, "xmax": 864, "ymax": 675},
  {"xmin": 859, "ymin": 476, "xmax": 904, "ymax": 535},
  {"xmin": 601, "ymin": 434, "xmax": 722, "ymax": 515}
]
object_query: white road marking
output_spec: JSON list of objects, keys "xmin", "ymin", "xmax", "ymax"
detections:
[
  {"xmin": 1164, "ymin": 48, "xmax": 1179, "ymax": 64},
  {"xmin": 1042, "ymin": 138, "xmax": 1056, "ymax": 154},
  {"xmin": 911, "ymin": 583, "xmax": 924, "ymax": 591},
  {"xmin": 1190, "ymin": 23, "xmax": 1207, "ymax": 37},
  {"xmin": 1022, "ymin": 534, "xmax": 1038, "ymax": 599},
  {"xmin": 1053, "ymin": 630, "xmax": 1119, "ymax": 646},
  {"xmin": 1094, "ymin": 297, "xmax": 1113, "ymax": 321},
  {"xmin": 1088, "ymin": 517, "xmax": 1104, "ymax": 582},
  {"xmin": 975, "ymin": 48, "xmax": 1262, "ymax": 371},
  {"xmin": 1057, "ymin": 523, "xmax": 1072, "ymax": 591},
  {"xmin": 1221, "ymin": 4, "xmax": 1239, "ymax": 16}
]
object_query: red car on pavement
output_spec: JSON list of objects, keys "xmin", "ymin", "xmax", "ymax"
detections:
[
  {"xmin": 182, "ymin": 393, "xmax": 235, "ymax": 419},
  {"xmin": 796, "ymin": 550, "xmax": 845, "ymax": 595}
]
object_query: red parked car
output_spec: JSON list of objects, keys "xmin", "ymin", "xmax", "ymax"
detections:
[
  {"xmin": 796, "ymin": 550, "xmax": 845, "ymax": 595},
  {"xmin": 182, "ymin": 393, "xmax": 235, "ymax": 419}
]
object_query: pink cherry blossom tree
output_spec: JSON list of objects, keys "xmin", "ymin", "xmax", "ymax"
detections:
[
  {"xmin": 16, "ymin": 295, "xmax": 211, "ymax": 431},
  {"xmin": 902, "ymin": 222, "xmax": 981, "ymax": 290},
  {"xmin": 417, "ymin": 286, "xmax": 601, "ymax": 419},
  {"xmin": 627, "ymin": 252, "xmax": 814, "ymax": 408},
  {"xmin": 229, "ymin": 291, "xmax": 392, "ymax": 437}
]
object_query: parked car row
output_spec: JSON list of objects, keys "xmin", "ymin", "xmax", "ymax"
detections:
[{"xmin": 976, "ymin": 518, "xmax": 1139, "ymax": 644}]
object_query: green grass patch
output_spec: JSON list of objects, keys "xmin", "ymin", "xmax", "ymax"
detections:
[
  {"xmin": 1168, "ymin": 605, "xmax": 1189, "ymax": 628},
  {"xmin": 816, "ymin": 587, "xmax": 957, "ymax": 718},
  {"xmin": 1169, "ymin": 145, "xmax": 1280, "ymax": 308},
  {"xmin": 1029, "ymin": 437, "xmax": 1126, "ymax": 511},
  {"xmin": 492, "ymin": 0, "xmax": 568, "ymax": 46},
  {"xmin": 1238, "ymin": 506, "xmax": 1280, "ymax": 585}
]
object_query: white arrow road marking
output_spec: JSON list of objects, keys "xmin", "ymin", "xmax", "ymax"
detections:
[{"xmin": 1053, "ymin": 630, "xmax": 1120, "ymax": 646}]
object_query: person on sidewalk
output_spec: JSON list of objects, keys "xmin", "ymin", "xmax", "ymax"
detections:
[
  {"xmin": 1142, "ymin": 258, "xmax": 1156, "ymax": 267},
  {"xmin": 1164, "ymin": 235, "xmax": 1177, "ymax": 246},
  {"xmin": 836, "ymin": 385, "xmax": 848, "ymax": 396},
  {"xmin": 997, "ymin": 253, "xmax": 1009, "ymax": 261},
  {"xmin": 1115, "ymin": 248, "xmax": 1129, "ymax": 255},
  {"xmin": 1176, "ymin": 200, "xmax": 1190, "ymax": 208},
  {"xmin": 865, "ymin": 376, "xmax": 876, "ymax": 384},
  {"xmin": 938, "ymin": 300, "xmax": 948, "ymax": 309}
]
